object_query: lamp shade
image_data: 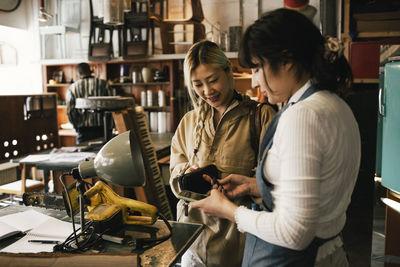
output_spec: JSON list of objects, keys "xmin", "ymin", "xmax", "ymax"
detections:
[{"xmin": 78, "ymin": 130, "xmax": 146, "ymax": 187}]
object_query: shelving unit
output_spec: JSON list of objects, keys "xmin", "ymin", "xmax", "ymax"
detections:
[
  {"xmin": 42, "ymin": 53, "xmax": 255, "ymax": 144},
  {"xmin": 42, "ymin": 58, "xmax": 185, "ymax": 140},
  {"xmin": 105, "ymin": 59, "xmax": 180, "ymax": 132},
  {"xmin": 42, "ymin": 62, "xmax": 106, "ymax": 106},
  {"xmin": 341, "ymin": 0, "xmax": 400, "ymax": 84}
]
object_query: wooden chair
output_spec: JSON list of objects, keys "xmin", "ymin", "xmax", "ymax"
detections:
[
  {"xmin": 88, "ymin": 0, "xmax": 123, "ymax": 61},
  {"xmin": 150, "ymin": 0, "xmax": 206, "ymax": 54},
  {"xmin": 122, "ymin": 1, "xmax": 151, "ymax": 59},
  {"xmin": 0, "ymin": 164, "xmax": 45, "ymax": 199}
]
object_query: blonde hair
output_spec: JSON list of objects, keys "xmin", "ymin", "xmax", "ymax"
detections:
[
  {"xmin": 183, "ymin": 40, "xmax": 235, "ymax": 163},
  {"xmin": 184, "ymin": 40, "xmax": 234, "ymax": 110}
]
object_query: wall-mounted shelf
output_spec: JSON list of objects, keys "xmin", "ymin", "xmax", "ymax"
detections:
[
  {"xmin": 354, "ymin": 78, "xmax": 379, "ymax": 84},
  {"xmin": 110, "ymin": 82, "xmax": 170, "ymax": 86},
  {"xmin": 46, "ymin": 83, "xmax": 72, "ymax": 87},
  {"xmin": 42, "ymin": 59, "xmax": 184, "ymax": 136},
  {"xmin": 143, "ymin": 106, "xmax": 171, "ymax": 112},
  {"xmin": 358, "ymin": 31, "xmax": 400, "ymax": 38},
  {"xmin": 42, "ymin": 53, "xmax": 253, "ymax": 141},
  {"xmin": 40, "ymin": 52, "xmax": 240, "ymax": 65}
]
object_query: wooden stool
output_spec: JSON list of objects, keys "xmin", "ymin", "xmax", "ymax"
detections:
[{"xmin": 150, "ymin": 0, "xmax": 206, "ymax": 54}]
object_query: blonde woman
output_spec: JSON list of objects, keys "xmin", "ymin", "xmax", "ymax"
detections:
[{"xmin": 170, "ymin": 40, "xmax": 276, "ymax": 267}]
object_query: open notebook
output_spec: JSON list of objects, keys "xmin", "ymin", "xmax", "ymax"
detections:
[
  {"xmin": 0, "ymin": 210, "xmax": 53, "ymax": 241},
  {"xmin": 0, "ymin": 211, "xmax": 76, "ymax": 253}
]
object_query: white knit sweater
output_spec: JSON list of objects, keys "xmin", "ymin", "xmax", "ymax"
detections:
[{"xmin": 235, "ymin": 82, "xmax": 361, "ymax": 261}]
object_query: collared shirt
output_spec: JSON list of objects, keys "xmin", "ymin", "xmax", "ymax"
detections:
[
  {"xmin": 66, "ymin": 76, "xmax": 111, "ymax": 130},
  {"xmin": 288, "ymin": 80, "xmax": 312, "ymax": 104}
]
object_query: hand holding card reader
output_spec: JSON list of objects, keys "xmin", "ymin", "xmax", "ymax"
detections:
[{"xmin": 177, "ymin": 164, "xmax": 220, "ymax": 215}]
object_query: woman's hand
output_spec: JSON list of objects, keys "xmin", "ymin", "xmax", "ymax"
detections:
[
  {"xmin": 185, "ymin": 164, "xmax": 199, "ymax": 173},
  {"xmin": 219, "ymin": 174, "xmax": 260, "ymax": 199},
  {"xmin": 190, "ymin": 189, "xmax": 238, "ymax": 222}
]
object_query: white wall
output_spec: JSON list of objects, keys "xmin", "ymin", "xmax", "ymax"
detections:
[
  {"xmin": 0, "ymin": 0, "xmax": 323, "ymax": 95},
  {"xmin": 0, "ymin": 0, "xmax": 42, "ymax": 95},
  {"xmin": 42, "ymin": 0, "xmax": 322, "ymax": 58},
  {"xmin": 202, "ymin": 0, "xmax": 321, "ymax": 46}
]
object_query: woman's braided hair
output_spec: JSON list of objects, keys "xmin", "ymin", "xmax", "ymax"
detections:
[{"xmin": 183, "ymin": 40, "xmax": 234, "ymax": 161}]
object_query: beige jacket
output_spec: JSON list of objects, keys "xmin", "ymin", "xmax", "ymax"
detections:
[{"xmin": 170, "ymin": 96, "xmax": 275, "ymax": 267}]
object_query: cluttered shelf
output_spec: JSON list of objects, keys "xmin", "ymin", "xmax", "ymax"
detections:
[
  {"xmin": 110, "ymin": 82, "xmax": 170, "ymax": 86},
  {"xmin": 39, "ymin": 52, "xmax": 240, "ymax": 65},
  {"xmin": 46, "ymin": 83, "xmax": 72, "ymax": 87}
]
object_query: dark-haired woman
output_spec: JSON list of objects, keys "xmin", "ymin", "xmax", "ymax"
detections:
[{"xmin": 191, "ymin": 8, "xmax": 361, "ymax": 267}]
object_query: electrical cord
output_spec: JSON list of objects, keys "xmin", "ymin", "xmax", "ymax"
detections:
[
  {"xmin": 57, "ymin": 173, "xmax": 173, "ymax": 252},
  {"xmin": 130, "ymin": 211, "xmax": 172, "ymax": 251},
  {"xmin": 56, "ymin": 172, "xmax": 100, "ymax": 253}
]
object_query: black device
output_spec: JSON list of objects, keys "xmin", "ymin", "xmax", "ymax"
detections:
[{"xmin": 177, "ymin": 164, "xmax": 220, "ymax": 202}]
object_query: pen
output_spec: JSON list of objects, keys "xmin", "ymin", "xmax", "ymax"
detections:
[{"xmin": 28, "ymin": 240, "xmax": 60, "ymax": 244}]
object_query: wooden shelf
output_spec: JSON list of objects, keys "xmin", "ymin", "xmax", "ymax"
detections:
[
  {"xmin": 40, "ymin": 52, "xmax": 239, "ymax": 65},
  {"xmin": 357, "ymin": 31, "xmax": 400, "ymax": 38},
  {"xmin": 354, "ymin": 78, "xmax": 379, "ymax": 84},
  {"xmin": 143, "ymin": 106, "xmax": 170, "ymax": 112},
  {"xmin": 110, "ymin": 82, "xmax": 170, "ymax": 86},
  {"xmin": 46, "ymin": 83, "xmax": 72, "ymax": 87}
]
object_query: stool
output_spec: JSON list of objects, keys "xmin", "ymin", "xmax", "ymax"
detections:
[
  {"xmin": 151, "ymin": 0, "xmax": 206, "ymax": 54},
  {"xmin": 122, "ymin": 1, "xmax": 151, "ymax": 59},
  {"xmin": 89, "ymin": 0, "xmax": 123, "ymax": 61}
]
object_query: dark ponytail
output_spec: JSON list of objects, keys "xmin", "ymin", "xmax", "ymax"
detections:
[{"xmin": 239, "ymin": 8, "xmax": 353, "ymax": 98}]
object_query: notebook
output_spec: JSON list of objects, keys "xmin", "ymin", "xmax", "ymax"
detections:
[
  {"xmin": 1, "ymin": 217, "xmax": 75, "ymax": 253},
  {"xmin": 0, "ymin": 210, "xmax": 52, "ymax": 241}
]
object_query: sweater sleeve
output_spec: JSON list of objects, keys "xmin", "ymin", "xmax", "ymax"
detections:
[{"xmin": 236, "ymin": 105, "xmax": 325, "ymax": 250}]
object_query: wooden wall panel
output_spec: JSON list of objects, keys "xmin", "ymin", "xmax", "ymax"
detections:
[{"xmin": 0, "ymin": 94, "xmax": 59, "ymax": 163}]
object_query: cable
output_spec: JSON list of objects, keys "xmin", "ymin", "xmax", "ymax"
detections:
[
  {"xmin": 56, "ymin": 172, "xmax": 100, "ymax": 253},
  {"xmin": 57, "ymin": 173, "xmax": 173, "ymax": 253},
  {"xmin": 58, "ymin": 172, "xmax": 81, "ymax": 251},
  {"xmin": 130, "ymin": 211, "xmax": 172, "ymax": 251}
]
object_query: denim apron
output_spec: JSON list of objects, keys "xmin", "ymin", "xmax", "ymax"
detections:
[{"xmin": 242, "ymin": 87, "xmax": 339, "ymax": 267}]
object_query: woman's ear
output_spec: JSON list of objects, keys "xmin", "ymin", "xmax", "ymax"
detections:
[{"xmin": 283, "ymin": 61, "xmax": 294, "ymax": 73}]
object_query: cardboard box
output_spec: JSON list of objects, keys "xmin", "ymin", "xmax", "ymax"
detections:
[{"xmin": 350, "ymin": 41, "xmax": 400, "ymax": 79}]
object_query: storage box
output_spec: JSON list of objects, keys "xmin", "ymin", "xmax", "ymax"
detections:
[{"xmin": 350, "ymin": 40, "xmax": 400, "ymax": 79}]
